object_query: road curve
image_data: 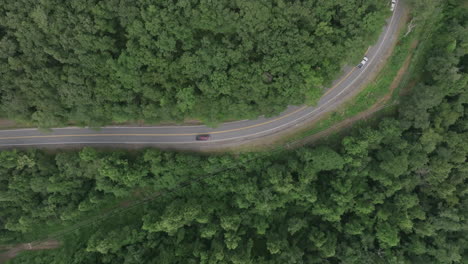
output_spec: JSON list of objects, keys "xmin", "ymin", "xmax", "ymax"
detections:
[{"xmin": 0, "ymin": 2, "xmax": 404, "ymax": 149}]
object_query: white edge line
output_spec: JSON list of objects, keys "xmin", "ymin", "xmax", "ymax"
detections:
[
  {"xmin": 0, "ymin": 142, "xmax": 198, "ymax": 146},
  {"xmin": 204, "ymin": 4, "xmax": 399, "ymax": 143},
  {"xmin": 0, "ymin": 5, "xmax": 399, "ymax": 146}
]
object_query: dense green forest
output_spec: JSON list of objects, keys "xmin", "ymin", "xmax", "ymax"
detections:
[
  {"xmin": 0, "ymin": 0, "xmax": 388, "ymax": 126},
  {"xmin": 1, "ymin": 1, "xmax": 467, "ymax": 262}
]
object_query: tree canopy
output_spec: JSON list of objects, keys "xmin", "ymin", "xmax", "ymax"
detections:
[
  {"xmin": 0, "ymin": 0, "xmax": 387, "ymax": 126},
  {"xmin": 1, "ymin": 0, "xmax": 467, "ymax": 263}
]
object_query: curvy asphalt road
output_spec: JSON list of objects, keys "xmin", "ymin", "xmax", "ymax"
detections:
[{"xmin": 0, "ymin": 2, "xmax": 404, "ymax": 149}]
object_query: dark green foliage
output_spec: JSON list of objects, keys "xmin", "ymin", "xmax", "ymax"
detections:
[
  {"xmin": 0, "ymin": 0, "xmax": 387, "ymax": 126},
  {"xmin": 0, "ymin": 148, "xmax": 208, "ymax": 239},
  {"xmin": 2, "ymin": 1, "xmax": 468, "ymax": 263}
]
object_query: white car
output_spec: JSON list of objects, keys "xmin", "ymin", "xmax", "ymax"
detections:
[
  {"xmin": 391, "ymin": 0, "xmax": 396, "ymax": 11},
  {"xmin": 357, "ymin": 56, "xmax": 369, "ymax": 68}
]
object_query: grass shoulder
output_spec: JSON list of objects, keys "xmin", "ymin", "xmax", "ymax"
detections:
[{"xmin": 233, "ymin": 4, "xmax": 439, "ymax": 152}]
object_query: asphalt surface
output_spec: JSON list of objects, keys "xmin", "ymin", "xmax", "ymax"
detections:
[{"xmin": 0, "ymin": 2, "xmax": 404, "ymax": 149}]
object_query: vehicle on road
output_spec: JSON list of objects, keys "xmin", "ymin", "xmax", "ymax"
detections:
[
  {"xmin": 357, "ymin": 56, "xmax": 369, "ymax": 68},
  {"xmin": 196, "ymin": 134, "xmax": 211, "ymax": 141},
  {"xmin": 0, "ymin": 3, "xmax": 402, "ymax": 149},
  {"xmin": 391, "ymin": 0, "xmax": 396, "ymax": 11}
]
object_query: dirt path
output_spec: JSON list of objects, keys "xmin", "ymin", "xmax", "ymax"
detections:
[
  {"xmin": 288, "ymin": 39, "xmax": 418, "ymax": 148},
  {"xmin": 0, "ymin": 240, "xmax": 61, "ymax": 263},
  {"xmin": 0, "ymin": 120, "xmax": 19, "ymax": 129}
]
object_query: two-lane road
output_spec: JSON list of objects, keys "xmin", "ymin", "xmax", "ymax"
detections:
[{"xmin": 0, "ymin": 2, "xmax": 404, "ymax": 149}]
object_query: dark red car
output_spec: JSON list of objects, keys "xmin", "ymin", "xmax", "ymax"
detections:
[{"xmin": 196, "ymin": 134, "xmax": 211, "ymax": 141}]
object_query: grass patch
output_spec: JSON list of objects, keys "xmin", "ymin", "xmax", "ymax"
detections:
[
  {"xmin": 308, "ymin": 104, "xmax": 400, "ymax": 149},
  {"xmin": 276, "ymin": 9, "xmax": 442, "ymax": 148},
  {"xmin": 5, "ymin": 204, "xmax": 146, "ymax": 263},
  {"xmin": 294, "ymin": 35, "xmax": 415, "ymax": 138},
  {"xmin": 9, "ymin": 193, "xmax": 137, "ymax": 244},
  {"xmin": 224, "ymin": 7, "xmax": 437, "ymax": 154}
]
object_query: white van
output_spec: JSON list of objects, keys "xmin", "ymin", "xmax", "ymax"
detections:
[{"xmin": 357, "ymin": 56, "xmax": 369, "ymax": 68}]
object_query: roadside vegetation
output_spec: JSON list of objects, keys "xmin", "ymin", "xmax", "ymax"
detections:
[
  {"xmin": 280, "ymin": 0, "xmax": 444, "ymax": 148},
  {"xmin": 0, "ymin": 0, "xmax": 387, "ymax": 127},
  {"xmin": 1, "ymin": 1, "xmax": 467, "ymax": 262}
]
